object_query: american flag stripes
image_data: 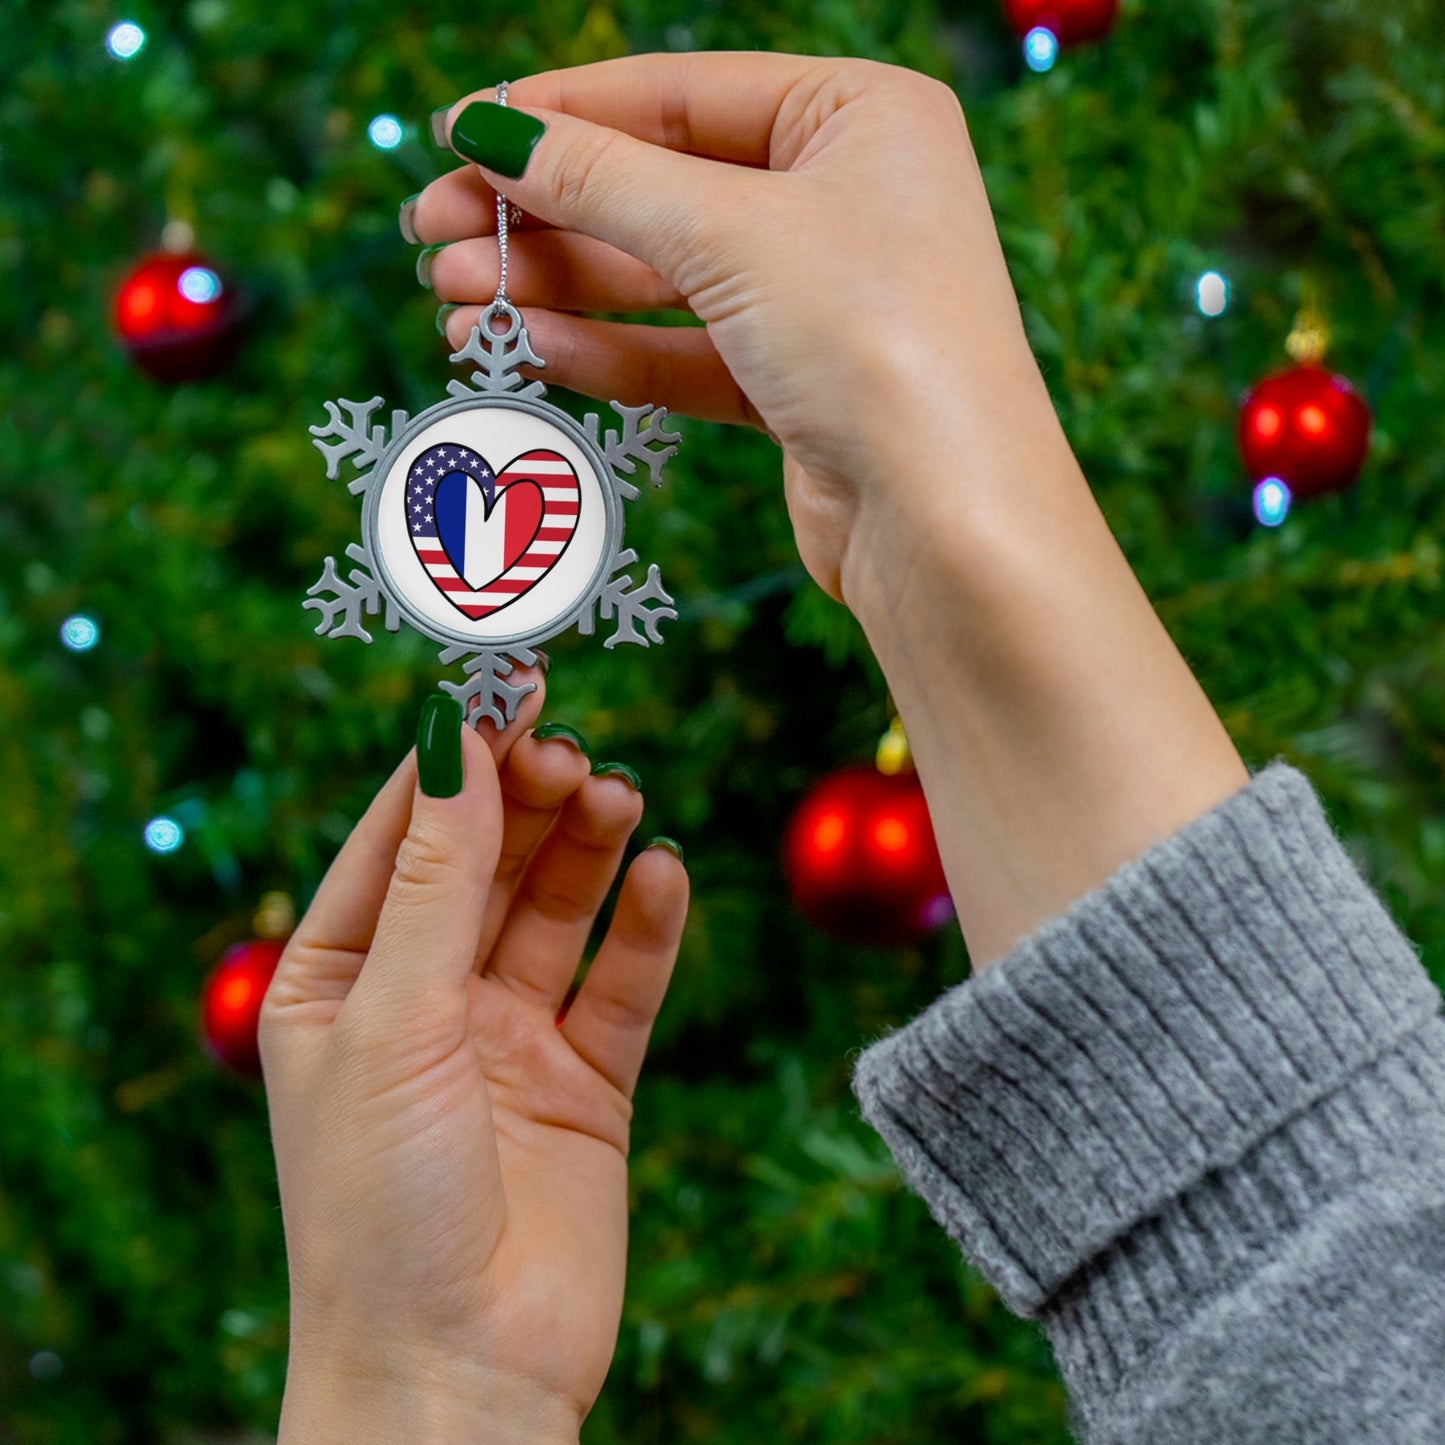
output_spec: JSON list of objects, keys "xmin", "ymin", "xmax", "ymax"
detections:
[{"xmin": 405, "ymin": 443, "xmax": 580, "ymax": 619}]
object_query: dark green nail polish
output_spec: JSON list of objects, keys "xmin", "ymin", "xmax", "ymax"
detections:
[
  {"xmin": 450, "ymin": 101, "xmax": 546, "ymax": 179},
  {"xmin": 398, "ymin": 193, "xmax": 422, "ymax": 245},
  {"xmin": 430, "ymin": 105, "xmax": 453, "ymax": 148},
  {"xmin": 417, "ymin": 694, "xmax": 464, "ymax": 797},
  {"xmin": 533, "ymin": 722, "xmax": 589, "ymax": 756},
  {"xmin": 435, "ymin": 302, "xmax": 460, "ymax": 337},
  {"xmin": 645, "ymin": 836, "xmax": 684, "ymax": 865},
  {"xmin": 416, "ymin": 242, "xmax": 448, "ymax": 290},
  {"xmin": 591, "ymin": 760, "xmax": 641, "ymax": 791}
]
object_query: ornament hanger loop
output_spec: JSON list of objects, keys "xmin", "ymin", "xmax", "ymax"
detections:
[{"xmin": 482, "ymin": 299, "xmax": 523, "ymax": 341}]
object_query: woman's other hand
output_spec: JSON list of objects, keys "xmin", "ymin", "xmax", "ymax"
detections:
[{"xmin": 260, "ymin": 680, "xmax": 688, "ymax": 1442}]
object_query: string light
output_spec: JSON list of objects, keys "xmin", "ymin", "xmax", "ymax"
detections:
[
  {"xmin": 367, "ymin": 114, "xmax": 404, "ymax": 150},
  {"xmin": 28, "ymin": 1351, "xmax": 63, "ymax": 1382},
  {"xmin": 1024, "ymin": 27, "xmax": 1060, "ymax": 72},
  {"xmin": 105, "ymin": 21, "xmax": 146, "ymax": 59},
  {"xmin": 1196, "ymin": 270, "xmax": 1229, "ymax": 317},
  {"xmin": 178, "ymin": 265, "xmax": 222, "ymax": 303},
  {"xmin": 60, "ymin": 615, "xmax": 100, "ymax": 652},
  {"xmin": 144, "ymin": 817, "xmax": 185, "ymax": 853},
  {"xmin": 1253, "ymin": 477, "xmax": 1292, "ymax": 528}
]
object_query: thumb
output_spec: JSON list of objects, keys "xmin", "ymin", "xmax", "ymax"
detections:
[
  {"xmin": 345, "ymin": 695, "xmax": 503, "ymax": 1033},
  {"xmin": 441, "ymin": 95, "xmax": 759, "ymax": 290}
]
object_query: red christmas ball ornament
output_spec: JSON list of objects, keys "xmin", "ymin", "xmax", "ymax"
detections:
[
  {"xmin": 784, "ymin": 765, "xmax": 953, "ymax": 947},
  {"xmin": 113, "ymin": 250, "xmax": 240, "ymax": 382},
  {"xmin": 1003, "ymin": 0, "xmax": 1119, "ymax": 46},
  {"xmin": 1238, "ymin": 362, "xmax": 1372, "ymax": 501},
  {"xmin": 200, "ymin": 939, "xmax": 284, "ymax": 1077}
]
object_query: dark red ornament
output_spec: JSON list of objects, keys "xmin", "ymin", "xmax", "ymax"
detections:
[
  {"xmin": 113, "ymin": 250, "xmax": 240, "ymax": 383},
  {"xmin": 200, "ymin": 939, "xmax": 284, "ymax": 1076},
  {"xmin": 1237, "ymin": 362, "xmax": 1372, "ymax": 500},
  {"xmin": 1003, "ymin": 0, "xmax": 1118, "ymax": 45},
  {"xmin": 783, "ymin": 766, "xmax": 953, "ymax": 947}
]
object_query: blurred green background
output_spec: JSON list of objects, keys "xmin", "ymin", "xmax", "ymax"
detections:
[{"xmin": 3, "ymin": 0, "xmax": 1444, "ymax": 1440}]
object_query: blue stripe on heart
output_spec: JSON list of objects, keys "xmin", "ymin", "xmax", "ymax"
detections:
[{"xmin": 434, "ymin": 470, "xmax": 492, "ymax": 583}]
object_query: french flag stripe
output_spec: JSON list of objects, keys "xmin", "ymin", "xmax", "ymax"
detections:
[{"xmin": 467, "ymin": 484, "xmax": 507, "ymax": 587}]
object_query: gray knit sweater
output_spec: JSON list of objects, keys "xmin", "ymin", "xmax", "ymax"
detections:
[{"xmin": 849, "ymin": 759, "xmax": 1445, "ymax": 1442}]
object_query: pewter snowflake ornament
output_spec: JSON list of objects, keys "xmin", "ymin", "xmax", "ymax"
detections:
[{"xmin": 304, "ymin": 302, "xmax": 681, "ymax": 728}]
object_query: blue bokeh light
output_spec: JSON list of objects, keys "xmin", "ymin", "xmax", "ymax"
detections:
[
  {"xmin": 368, "ymin": 114, "xmax": 404, "ymax": 150},
  {"xmin": 144, "ymin": 817, "xmax": 185, "ymax": 853},
  {"xmin": 1024, "ymin": 26, "xmax": 1059, "ymax": 72},
  {"xmin": 1196, "ymin": 270, "xmax": 1229, "ymax": 317},
  {"xmin": 60, "ymin": 615, "xmax": 100, "ymax": 652},
  {"xmin": 106, "ymin": 21, "xmax": 146, "ymax": 59},
  {"xmin": 1253, "ymin": 477, "xmax": 1292, "ymax": 528},
  {"xmin": 178, "ymin": 266, "xmax": 222, "ymax": 303}
]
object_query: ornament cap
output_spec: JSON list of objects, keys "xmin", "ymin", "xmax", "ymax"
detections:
[
  {"xmin": 253, "ymin": 891, "xmax": 295, "ymax": 940},
  {"xmin": 1285, "ymin": 300, "xmax": 1331, "ymax": 365},
  {"xmin": 876, "ymin": 715, "xmax": 913, "ymax": 776}
]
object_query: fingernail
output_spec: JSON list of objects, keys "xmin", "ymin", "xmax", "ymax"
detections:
[
  {"xmin": 435, "ymin": 302, "xmax": 460, "ymax": 337},
  {"xmin": 532, "ymin": 722, "xmax": 589, "ymax": 756},
  {"xmin": 532, "ymin": 648, "xmax": 551, "ymax": 676},
  {"xmin": 591, "ymin": 760, "xmax": 641, "ymax": 791},
  {"xmin": 417, "ymin": 693, "xmax": 464, "ymax": 797},
  {"xmin": 645, "ymin": 836, "xmax": 684, "ymax": 864},
  {"xmin": 398, "ymin": 193, "xmax": 422, "ymax": 245},
  {"xmin": 430, "ymin": 105, "xmax": 453, "ymax": 148},
  {"xmin": 416, "ymin": 242, "xmax": 448, "ymax": 290},
  {"xmin": 450, "ymin": 100, "xmax": 546, "ymax": 179}
]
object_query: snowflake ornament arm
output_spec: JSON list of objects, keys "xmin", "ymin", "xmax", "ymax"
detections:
[
  {"xmin": 309, "ymin": 398, "xmax": 411, "ymax": 493},
  {"xmin": 303, "ymin": 543, "xmax": 400, "ymax": 643},
  {"xmin": 436, "ymin": 644, "xmax": 541, "ymax": 730},
  {"xmin": 447, "ymin": 318, "xmax": 547, "ymax": 400},
  {"xmin": 584, "ymin": 402, "xmax": 682, "ymax": 501},
  {"xmin": 579, "ymin": 550, "xmax": 678, "ymax": 648}
]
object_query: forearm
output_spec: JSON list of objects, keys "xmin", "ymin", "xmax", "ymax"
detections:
[{"xmin": 841, "ymin": 355, "xmax": 1249, "ymax": 970}]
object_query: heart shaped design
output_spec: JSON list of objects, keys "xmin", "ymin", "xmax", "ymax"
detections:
[{"xmin": 405, "ymin": 444, "xmax": 580, "ymax": 619}]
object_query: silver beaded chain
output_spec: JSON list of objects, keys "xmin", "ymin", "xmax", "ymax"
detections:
[{"xmin": 491, "ymin": 82, "xmax": 524, "ymax": 319}]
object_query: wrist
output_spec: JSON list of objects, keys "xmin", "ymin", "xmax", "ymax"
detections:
[
  {"xmin": 838, "ymin": 343, "xmax": 1083, "ymax": 639},
  {"xmin": 836, "ymin": 384, "xmax": 1248, "ymax": 973},
  {"xmin": 279, "ymin": 1342, "xmax": 582, "ymax": 1445}
]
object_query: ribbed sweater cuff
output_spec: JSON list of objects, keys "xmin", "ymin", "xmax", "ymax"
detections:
[{"xmin": 849, "ymin": 758, "xmax": 1444, "ymax": 1318}]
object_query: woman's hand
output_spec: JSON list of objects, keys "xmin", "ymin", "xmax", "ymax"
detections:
[
  {"xmin": 409, "ymin": 55, "xmax": 1248, "ymax": 981},
  {"xmin": 411, "ymin": 53, "xmax": 1060, "ymax": 604},
  {"xmin": 259, "ymin": 680, "xmax": 688, "ymax": 1443}
]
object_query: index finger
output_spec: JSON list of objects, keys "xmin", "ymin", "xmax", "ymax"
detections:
[{"xmin": 454, "ymin": 51, "xmax": 849, "ymax": 168}]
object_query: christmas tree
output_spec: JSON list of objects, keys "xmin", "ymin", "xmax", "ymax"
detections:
[{"xmin": 3, "ymin": 0, "xmax": 1443, "ymax": 1441}]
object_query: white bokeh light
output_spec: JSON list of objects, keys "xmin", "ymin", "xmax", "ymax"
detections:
[
  {"xmin": 1196, "ymin": 270, "xmax": 1229, "ymax": 317},
  {"xmin": 60, "ymin": 615, "xmax": 100, "ymax": 652},
  {"xmin": 1024, "ymin": 27, "xmax": 1059, "ymax": 72},
  {"xmin": 368, "ymin": 114, "xmax": 404, "ymax": 150},
  {"xmin": 178, "ymin": 266, "xmax": 222, "ymax": 303},
  {"xmin": 106, "ymin": 21, "xmax": 146, "ymax": 59},
  {"xmin": 144, "ymin": 817, "xmax": 185, "ymax": 853},
  {"xmin": 1253, "ymin": 477, "xmax": 1292, "ymax": 528}
]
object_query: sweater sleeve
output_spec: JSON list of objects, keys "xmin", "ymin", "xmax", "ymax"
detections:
[{"xmin": 849, "ymin": 758, "xmax": 1445, "ymax": 1442}]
